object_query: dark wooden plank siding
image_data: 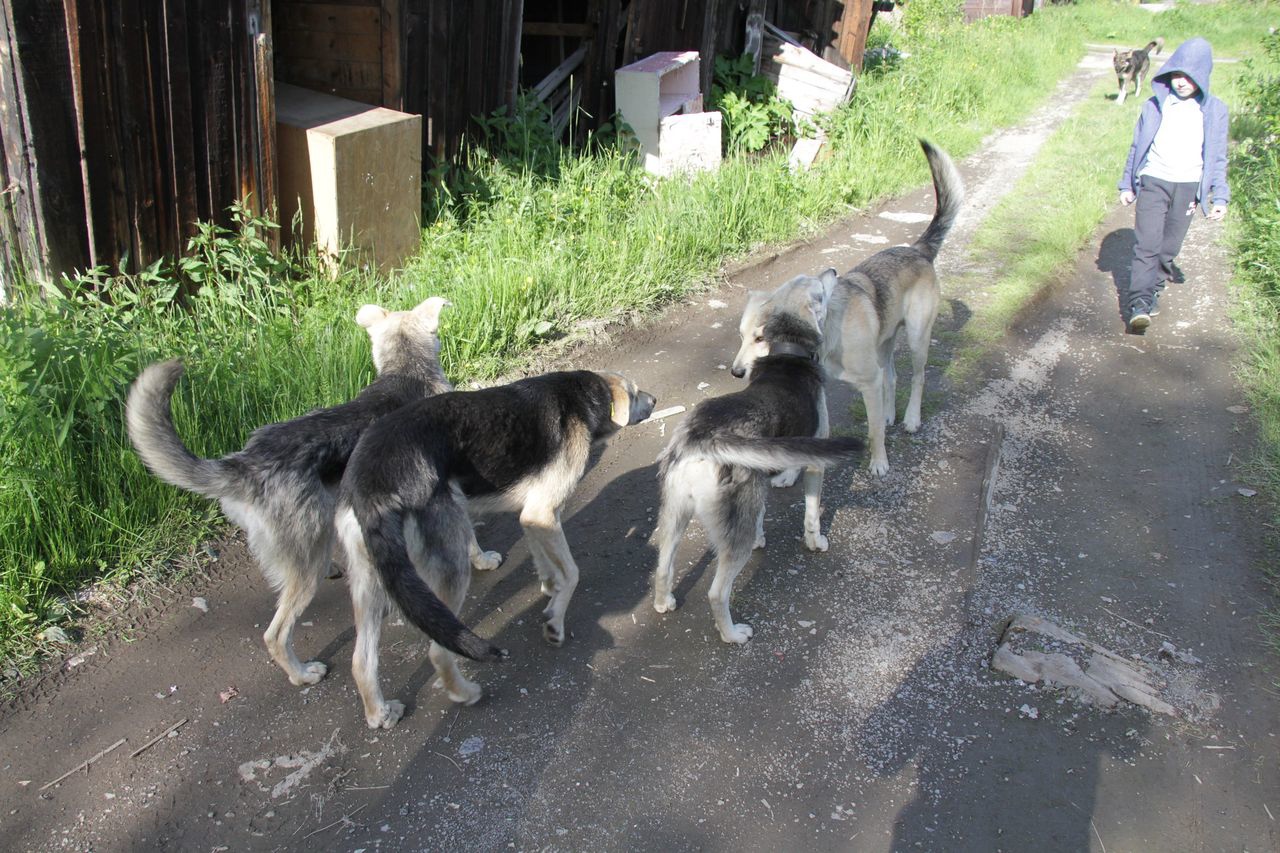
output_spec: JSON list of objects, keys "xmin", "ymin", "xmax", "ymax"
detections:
[{"xmin": 404, "ymin": 0, "xmax": 522, "ymax": 164}]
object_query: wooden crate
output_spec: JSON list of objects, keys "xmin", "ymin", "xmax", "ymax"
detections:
[{"xmin": 276, "ymin": 82, "xmax": 421, "ymax": 271}]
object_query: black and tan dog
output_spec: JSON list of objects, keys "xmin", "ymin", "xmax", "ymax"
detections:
[
  {"xmin": 1114, "ymin": 38, "xmax": 1164, "ymax": 105},
  {"xmin": 126, "ymin": 297, "xmax": 500, "ymax": 689},
  {"xmin": 336, "ymin": 370, "xmax": 655, "ymax": 728}
]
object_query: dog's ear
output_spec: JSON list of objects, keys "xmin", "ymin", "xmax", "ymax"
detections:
[
  {"xmin": 412, "ymin": 296, "xmax": 451, "ymax": 331},
  {"xmin": 356, "ymin": 304, "xmax": 388, "ymax": 329},
  {"xmin": 807, "ymin": 274, "xmax": 833, "ymax": 327}
]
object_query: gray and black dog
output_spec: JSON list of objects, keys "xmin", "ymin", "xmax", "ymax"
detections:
[
  {"xmin": 335, "ymin": 370, "xmax": 655, "ymax": 728},
  {"xmin": 126, "ymin": 297, "xmax": 499, "ymax": 688},
  {"xmin": 1114, "ymin": 38, "xmax": 1164, "ymax": 105},
  {"xmin": 652, "ymin": 278, "xmax": 863, "ymax": 645},
  {"xmin": 734, "ymin": 139, "xmax": 963, "ymax": 477}
]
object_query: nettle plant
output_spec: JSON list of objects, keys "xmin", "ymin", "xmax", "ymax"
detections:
[{"xmin": 709, "ymin": 54, "xmax": 798, "ymax": 152}]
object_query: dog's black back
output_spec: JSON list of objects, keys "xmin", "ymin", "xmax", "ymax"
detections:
[
  {"xmin": 345, "ymin": 370, "xmax": 619, "ymax": 501},
  {"xmin": 684, "ymin": 356, "xmax": 824, "ymax": 447},
  {"xmin": 237, "ymin": 371, "xmax": 450, "ymax": 490}
]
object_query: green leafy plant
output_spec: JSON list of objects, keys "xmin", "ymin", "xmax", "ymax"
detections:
[{"xmin": 709, "ymin": 54, "xmax": 797, "ymax": 152}]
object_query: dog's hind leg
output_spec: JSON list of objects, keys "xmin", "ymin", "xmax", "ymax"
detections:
[
  {"xmin": 263, "ymin": 569, "xmax": 327, "ymax": 685},
  {"xmin": 653, "ymin": 473, "xmax": 696, "ymax": 613},
  {"xmin": 520, "ymin": 506, "xmax": 581, "ymax": 646},
  {"xmin": 253, "ymin": 525, "xmax": 329, "ymax": 686},
  {"xmin": 860, "ymin": 373, "xmax": 890, "ymax": 476},
  {"xmin": 706, "ymin": 479, "xmax": 764, "ymax": 643},
  {"xmin": 902, "ymin": 287, "xmax": 939, "ymax": 433},
  {"xmin": 879, "ymin": 332, "xmax": 899, "ymax": 426},
  {"xmin": 337, "ymin": 509, "xmax": 404, "ymax": 729},
  {"xmin": 405, "ymin": 508, "xmax": 483, "ymax": 705}
]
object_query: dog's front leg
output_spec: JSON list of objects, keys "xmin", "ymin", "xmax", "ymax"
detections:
[
  {"xmin": 803, "ymin": 393, "xmax": 831, "ymax": 551},
  {"xmin": 468, "ymin": 531, "xmax": 503, "ymax": 571},
  {"xmin": 520, "ymin": 507, "xmax": 580, "ymax": 646}
]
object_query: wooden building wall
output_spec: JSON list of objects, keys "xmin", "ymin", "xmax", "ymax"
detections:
[{"xmin": 0, "ymin": 0, "xmax": 276, "ymax": 284}]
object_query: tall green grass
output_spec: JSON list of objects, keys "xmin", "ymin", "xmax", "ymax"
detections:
[
  {"xmin": 1224, "ymin": 29, "xmax": 1280, "ymax": 653},
  {"xmin": 1, "ymin": 0, "xmax": 1274, "ymax": 668}
]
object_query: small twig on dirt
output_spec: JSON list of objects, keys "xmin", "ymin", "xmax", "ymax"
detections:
[
  {"xmin": 431, "ymin": 750, "xmax": 462, "ymax": 772},
  {"xmin": 1264, "ymin": 803, "xmax": 1275, "ymax": 822},
  {"xmin": 1100, "ymin": 606, "xmax": 1172, "ymax": 639},
  {"xmin": 344, "ymin": 785, "xmax": 390, "ymax": 791},
  {"xmin": 41, "ymin": 737, "xmax": 127, "ymax": 791},
  {"xmin": 1201, "ymin": 745, "xmax": 1236, "ymax": 750},
  {"xmin": 130, "ymin": 718, "xmax": 189, "ymax": 758},
  {"xmin": 1090, "ymin": 817, "xmax": 1107, "ymax": 853},
  {"xmin": 302, "ymin": 804, "xmax": 367, "ymax": 839},
  {"xmin": 447, "ymin": 708, "xmax": 461, "ymax": 739}
]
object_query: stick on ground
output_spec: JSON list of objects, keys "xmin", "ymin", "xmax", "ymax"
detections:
[
  {"xmin": 40, "ymin": 737, "xmax": 127, "ymax": 791},
  {"xmin": 130, "ymin": 718, "xmax": 189, "ymax": 759}
]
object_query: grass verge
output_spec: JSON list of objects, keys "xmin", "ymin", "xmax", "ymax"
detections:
[{"xmin": 1223, "ymin": 29, "xmax": 1280, "ymax": 657}]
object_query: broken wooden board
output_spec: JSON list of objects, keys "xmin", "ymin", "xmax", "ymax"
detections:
[{"xmin": 991, "ymin": 613, "xmax": 1218, "ymax": 719}]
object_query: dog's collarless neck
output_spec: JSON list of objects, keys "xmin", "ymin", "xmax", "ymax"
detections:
[{"xmin": 768, "ymin": 341, "xmax": 818, "ymax": 361}]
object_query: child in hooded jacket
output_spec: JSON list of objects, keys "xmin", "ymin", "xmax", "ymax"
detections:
[{"xmin": 1118, "ymin": 36, "xmax": 1229, "ymax": 333}]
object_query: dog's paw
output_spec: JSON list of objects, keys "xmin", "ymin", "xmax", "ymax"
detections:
[
  {"xmin": 471, "ymin": 550, "xmax": 503, "ymax": 571},
  {"xmin": 903, "ymin": 414, "xmax": 922, "ymax": 433},
  {"xmin": 291, "ymin": 660, "xmax": 328, "ymax": 686},
  {"xmin": 654, "ymin": 592, "xmax": 678, "ymax": 613},
  {"xmin": 542, "ymin": 619, "xmax": 566, "ymax": 646},
  {"xmin": 446, "ymin": 678, "xmax": 483, "ymax": 706},
  {"xmin": 719, "ymin": 623, "xmax": 754, "ymax": 644},
  {"xmin": 366, "ymin": 700, "xmax": 405, "ymax": 730},
  {"xmin": 770, "ymin": 469, "xmax": 800, "ymax": 489},
  {"xmin": 868, "ymin": 457, "xmax": 890, "ymax": 477},
  {"xmin": 805, "ymin": 532, "xmax": 829, "ymax": 552},
  {"xmin": 753, "ymin": 532, "xmax": 767, "ymax": 550}
]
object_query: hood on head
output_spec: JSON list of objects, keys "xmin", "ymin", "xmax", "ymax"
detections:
[{"xmin": 1152, "ymin": 37, "xmax": 1213, "ymax": 101}]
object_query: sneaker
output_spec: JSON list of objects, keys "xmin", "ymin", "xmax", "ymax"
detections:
[
  {"xmin": 1148, "ymin": 291, "xmax": 1161, "ymax": 316},
  {"xmin": 1129, "ymin": 306, "xmax": 1151, "ymax": 332}
]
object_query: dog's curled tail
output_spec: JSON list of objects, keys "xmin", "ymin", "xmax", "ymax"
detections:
[
  {"xmin": 1149, "ymin": 38, "xmax": 1164, "ymax": 55},
  {"xmin": 125, "ymin": 360, "xmax": 244, "ymax": 501},
  {"xmin": 702, "ymin": 435, "xmax": 864, "ymax": 472},
  {"xmin": 360, "ymin": 501, "xmax": 507, "ymax": 663},
  {"xmin": 913, "ymin": 139, "xmax": 965, "ymax": 262}
]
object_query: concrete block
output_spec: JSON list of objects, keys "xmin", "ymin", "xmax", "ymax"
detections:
[
  {"xmin": 615, "ymin": 51, "xmax": 720, "ymax": 177},
  {"xmin": 276, "ymin": 82, "xmax": 421, "ymax": 272}
]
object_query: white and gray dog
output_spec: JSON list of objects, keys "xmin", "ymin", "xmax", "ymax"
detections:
[{"xmin": 126, "ymin": 297, "xmax": 500, "ymax": 687}]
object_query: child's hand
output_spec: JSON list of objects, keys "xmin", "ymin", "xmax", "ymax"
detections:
[
  {"xmin": 1208, "ymin": 204, "xmax": 1227, "ymax": 221},
  {"xmin": 1119, "ymin": 190, "xmax": 1136, "ymax": 206}
]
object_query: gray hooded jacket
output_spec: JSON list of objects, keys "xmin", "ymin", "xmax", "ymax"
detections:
[{"xmin": 1118, "ymin": 37, "xmax": 1230, "ymax": 215}]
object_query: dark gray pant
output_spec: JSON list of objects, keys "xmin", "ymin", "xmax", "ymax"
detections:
[{"xmin": 1129, "ymin": 174, "xmax": 1199, "ymax": 311}]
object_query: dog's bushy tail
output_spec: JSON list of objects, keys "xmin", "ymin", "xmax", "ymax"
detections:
[
  {"xmin": 700, "ymin": 435, "xmax": 864, "ymax": 472},
  {"xmin": 913, "ymin": 139, "xmax": 965, "ymax": 262},
  {"xmin": 126, "ymin": 360, "xmax": 246, "ymax": 501},
  {"xmin": 359, "ymin": 495, "xmax": 507, "ymax": 663},
  {"xmin": 1148, "ymin": 38, "xmax": 1164, "ymax": 55}
]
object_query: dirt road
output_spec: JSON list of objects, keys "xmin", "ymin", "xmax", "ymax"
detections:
[{"xmin": 2, "ymin": 50, "xmax": 1277, "ymax": 852}]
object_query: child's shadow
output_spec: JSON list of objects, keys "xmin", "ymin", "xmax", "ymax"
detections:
[{"xmin": 1098, "ymin": 228, "xmax": 1136, "ymax": 327}]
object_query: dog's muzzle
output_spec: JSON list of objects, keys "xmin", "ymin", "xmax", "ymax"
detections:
[{"xmin": 630, "ymin": 391, "xmax": 657, "ymax": 425}]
